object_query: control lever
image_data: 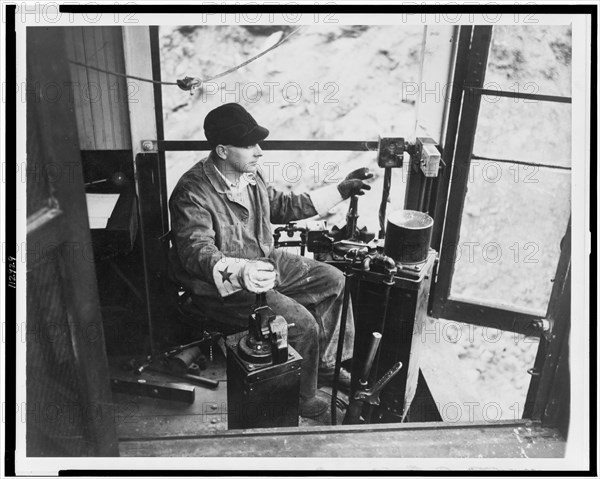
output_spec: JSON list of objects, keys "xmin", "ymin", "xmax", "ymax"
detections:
[
  {"xmin": 238, "ymin": 293, "xmax": 291, "ymax": 365},
  {"xmin": 343, "ymin": 332, "xmax": 382, "ymax": 425},
  {"xmin": 133, "ymin": 332, "xmax": 212, "ymax": 375},
  {"xmin": 359, "ymin": 332, "xmax": 382, "ymax": 386},
  {"xmin": 268, "ymin": 315, "xmax": 289, "ymax": 364},
  {"xmin": 354, "ymin": 361, "xmax": 403, "ymax": 407},
  {"xmin": 346, "ymin": 195, "xmax": 359, "ymax": 240}
]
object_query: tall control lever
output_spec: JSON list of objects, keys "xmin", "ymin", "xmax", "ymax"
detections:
[
  {"xmin": 343, "ymin": 332, "xmax": 381, "ymax": 425},
  {"xmin": 344, "ymin": 357, "xmax": 403, "ymax": 425}
]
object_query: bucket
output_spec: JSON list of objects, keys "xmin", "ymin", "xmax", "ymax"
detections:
[{"xmin": 384, "ymin": 210, "xmax": 434, "ymax": 264}]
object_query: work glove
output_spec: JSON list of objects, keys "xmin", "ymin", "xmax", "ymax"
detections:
[
  {"xmin": 239, "ymin": 260, "xmax": 278, "ymax": 293},
  {"xmin": 337, "ymin": 167, "xmax": 373, "ymax": 200}
]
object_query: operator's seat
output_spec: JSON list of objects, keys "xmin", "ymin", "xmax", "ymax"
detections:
[{"xmin": 160, "ymin": 230, "xmax": 241, "ymax": 338}]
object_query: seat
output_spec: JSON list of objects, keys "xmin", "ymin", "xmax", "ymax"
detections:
[{"xmin": 159, "ymin": 230, "xmax": 242, "ymax": 342}]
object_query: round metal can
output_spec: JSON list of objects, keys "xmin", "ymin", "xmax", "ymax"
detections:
[{"xmin": 384, "ymin": 210, "xmax": 434, "ymax": 264}]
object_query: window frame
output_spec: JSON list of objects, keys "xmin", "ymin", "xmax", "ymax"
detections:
[{"xmin": 428, "ymin": 25, "xmax": 572, "ymax": 338}]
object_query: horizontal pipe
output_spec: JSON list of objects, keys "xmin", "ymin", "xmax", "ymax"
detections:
[
  {"xmin": 466, "ymin": 87, "xmax": 571, "ymax": 104},
  {"xmin": 471, "ymin": 154, "xmax": 571, "ymax": 171},
  {"xmin": 159, "ymin": 140, "xmax": 379, "ymax": 152}
]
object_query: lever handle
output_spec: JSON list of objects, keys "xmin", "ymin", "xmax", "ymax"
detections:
[
  {"xmin": 255, "ymin": 292, "xmax": 266, "ymax": 308},
  {"xmin": 372, "ymin": 361, "xmax": 403, "ymax": 393},
  {"xmin": 346, "ymin": 195, "xmax": 359, "ymax": 240},
  {"xmin": 343, "ymin": 343, "xmax": 398, "ymax": 425},
  {"xmin": 360, "ymin": 332, "xmax": 382, "ymax": 384},
  {"xmin": 359, "ymin": 361, "xmax": 403, "ymax": 399}
]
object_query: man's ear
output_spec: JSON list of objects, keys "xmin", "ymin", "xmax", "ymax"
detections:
[{"xmin": 215, "ymin": 144, "xmax": 228, "ymax": 160}]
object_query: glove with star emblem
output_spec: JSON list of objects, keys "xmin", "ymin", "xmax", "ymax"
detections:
[
  {"xmin": 239, "ymin": 260, "xmax": 278, "ymax": 293},
  {"xmin": 213, "ymin": 258, "xmax": 278, "ymax": 297}
]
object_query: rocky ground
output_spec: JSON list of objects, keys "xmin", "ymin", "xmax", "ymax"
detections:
[{"xmin": 159, "ymin": 24, "xmax": 572, "ymax": 422}]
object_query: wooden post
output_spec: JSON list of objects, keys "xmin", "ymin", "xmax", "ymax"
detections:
[
  {"xmin": 122, "ymin": 26, "xmax": 158, "ymax": 157},
  {"xmin": 121, "ymin": 26, "xmax": 170, "ymax": 354},
  {"xmin": 404, "ymin": 26, "xmax": 456, "ymax": 213},
  {"xmin": 415, "ymin": 26, "xmax": 457, "ymax": 144}
]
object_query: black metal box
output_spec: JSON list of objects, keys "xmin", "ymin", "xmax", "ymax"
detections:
[{"xmin": 226, "ymin": 332, "xmax": 302, "ymax": 429}]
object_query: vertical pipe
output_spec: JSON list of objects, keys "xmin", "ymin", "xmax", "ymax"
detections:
[
  {"xmin": 378, "ymin": 167, "xmax": 392, "ymax": 239},
  {"xmin": 331, "ymin": 264, "xmax": 354, "ymax": 425}
]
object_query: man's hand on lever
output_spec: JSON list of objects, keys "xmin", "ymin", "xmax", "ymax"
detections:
[
  {"xmin": 337, "ymin": 167, "xmax": 373, "ymax": 200},
  {"xmin": 240, "ymin": 260, "xmax": 278, "ymax": 293}
]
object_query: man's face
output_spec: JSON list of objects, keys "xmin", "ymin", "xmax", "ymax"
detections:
[{"xmin": 220, "ymin": 144, "xmax": 263, "ymax": 175}]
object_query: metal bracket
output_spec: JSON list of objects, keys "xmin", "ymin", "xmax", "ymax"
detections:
[
  {"xmin": 530, "ymin": 318, "xmax": 552, "ymax": 339},
  {"xmin": 416, "ymin": 137, "xmax": 441, "ymax": 177}
]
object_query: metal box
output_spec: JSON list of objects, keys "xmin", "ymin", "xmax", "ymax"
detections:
[
  {"xmin": 226, "ymin": 332, "xmax": 302, "ymax": 429},
  {"xmin": 377, "ymin": 137, "xmax": 405, "ymax": 168},
  {"xmin": 419, "ymin": 143, "xmax": 441, "ymax": 177}
]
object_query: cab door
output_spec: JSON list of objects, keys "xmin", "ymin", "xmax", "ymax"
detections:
[{"xmin": 425, "ymin": 25, "xmax": 572, "ymax": 427}]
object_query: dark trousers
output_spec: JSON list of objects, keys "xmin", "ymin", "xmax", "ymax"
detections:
[{"xmin": 189, "ymin": 248, "xmax": 355, "ymax": 400}]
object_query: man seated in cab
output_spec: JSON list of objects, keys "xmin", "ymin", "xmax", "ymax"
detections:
[{"xmin": 168, "ymin": 103, "xmax": 372, "ymax": 418}]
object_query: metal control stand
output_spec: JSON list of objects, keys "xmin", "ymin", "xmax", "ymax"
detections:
[{"xmin": 226, "ymin": 294, "xmax": 302, "ymax": 429}]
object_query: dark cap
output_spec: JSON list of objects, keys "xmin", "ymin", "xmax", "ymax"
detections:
[{"xmin": 204, "ymin": 103, "xmax": 269, "ymax": 148}]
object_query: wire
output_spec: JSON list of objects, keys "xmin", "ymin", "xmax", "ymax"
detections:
[
  {"xmin": 68, "ymin": 59, "xmax": 178, "ymax": 85},
  {"xmin": 67, "ymin": 26, "xmax": 304, "ymax": 90},
  {"xmin": 471, "ymin": 154, "xmax": 571, "ymax": 171},
  {"xmin": 203, "ymin": 26, "xmax": 303, "ymax": 82}
]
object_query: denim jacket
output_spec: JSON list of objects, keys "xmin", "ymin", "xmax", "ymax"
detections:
[{"xmin": 168, "ymin": 153, "xmax": 321, "ymax": 296}]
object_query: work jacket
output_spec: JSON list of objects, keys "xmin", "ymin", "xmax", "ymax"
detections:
[{"xmin": 168, "ymin": 153, "xmax": 321, "ymax": 296}]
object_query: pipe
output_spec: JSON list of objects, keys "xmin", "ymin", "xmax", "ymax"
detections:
[
  {"xmin": 364, "ymin": 255, "xmax": 397, "ymax": 423},
  {"xmin": 330, "ymin": 255, "xmax": 356, "ymax": 425},
  {"xmin": 360, "ymin": 332, "xmax": 383, "ymax": 383}
]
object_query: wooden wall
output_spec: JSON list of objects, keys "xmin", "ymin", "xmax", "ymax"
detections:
[{"xmin": 64, "ymin": 26, "xmax": 132, "ymax": 150}]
